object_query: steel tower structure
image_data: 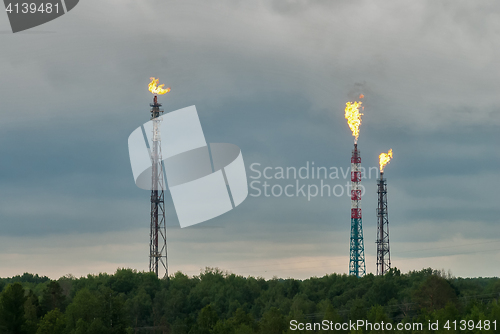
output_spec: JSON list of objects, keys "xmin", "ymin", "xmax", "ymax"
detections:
[
  {"xmin": 376, "ymin": 171, "xmax": 390, "ymax": 275},
  {"xmin": 349, "ymin": 143, "xmax": 366, "ymax": 277},
  {"xmin": 149, "ymin": 95, "xmax": 168, "ymax": 278}
]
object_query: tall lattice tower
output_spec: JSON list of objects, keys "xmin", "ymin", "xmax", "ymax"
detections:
[
  {"xmin": 376, "ymin": 149, "xmax": 393, "ymax": 276},
  {"xmin": 376, "ymin": 171, "xmax": 390, "ymax": 275},
  {"xmin": 349, "ymin": 143, "xmax": 366, "ymax": 277},
  {"xmin": 149, "ymin": 95, "xmax": 168, "ymax": 278}
]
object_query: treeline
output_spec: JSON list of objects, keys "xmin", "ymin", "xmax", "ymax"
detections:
[{"xmin": 0, "ymin": 268, "xmax": 499, "ymax": 333}]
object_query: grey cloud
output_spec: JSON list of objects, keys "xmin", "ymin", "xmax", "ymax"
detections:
[{"xmin": 0, "ymin": 0, "xmax": 498, "ymax": 277}]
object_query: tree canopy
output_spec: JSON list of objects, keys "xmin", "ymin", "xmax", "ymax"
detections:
[{"xmin": 0, "ymin": 268, "xmax": 498, "ymax": 333}]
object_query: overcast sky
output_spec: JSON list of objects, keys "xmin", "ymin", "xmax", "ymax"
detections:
[{"xmin": 0, "ymin": 0, "xmax": 499, "ymax": 280}]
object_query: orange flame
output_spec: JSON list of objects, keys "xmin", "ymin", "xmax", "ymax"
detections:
[
  {"xmin": 148, "ymin": 77, "xmax": 171, "ymax": 95},
  {"xmin": 359, "ymin": 94, "xmax": 364, "ymax": 99},
  {"xmin": 345, "ymin": 101, "xmax": 363, "ymax": 143},
  {"xmin": 379, "ymin": 149, "xmax": 393, "ymax": 172}
]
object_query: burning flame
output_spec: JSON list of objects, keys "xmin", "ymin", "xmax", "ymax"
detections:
[
  {"xmin": 359, "ymin": 94, "xmax": 364, "ymax": 99},
  {"xmin": 148, "ymin": 77, "xmax": 171, "ymax": 95},
  {"xmin": 379, "ymin": 149, "xmax": 393, "ymax": 172},
  {"xmin": 345, "ymin": 101, "xmax": 363, "ymax": 142}
]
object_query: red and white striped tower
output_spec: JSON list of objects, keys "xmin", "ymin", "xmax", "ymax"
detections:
[
  {"xmin": 349, "ymin": 143, "xmax": 366, "ymax": 277},
  {"xmin": 344, "ymin": 98, "xmax": 365, "ymax": 277}
]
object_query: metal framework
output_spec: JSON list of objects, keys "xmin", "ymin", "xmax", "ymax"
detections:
[
  {"xmin": 349, "ymin": 143, "xmax": 366, "ymax": 277},
  {"xmin": 149, "ymin": 95, "xmax": 168, "ymax": 279},
  {"xmin": 376, "ymin": 172, "xmax": 391, "ymax": 276}
]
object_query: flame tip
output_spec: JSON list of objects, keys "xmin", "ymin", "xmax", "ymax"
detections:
[
  {"xmin": 345, "ymin": 100, "xmax": 363, "ymax": 141},
  {"xmin": 379, "ymin": 149, "xmax": 393, "ymax": 172},
  {"xmin": 148, "ymin": 77, "xmax": 170, "ymax": 95}
]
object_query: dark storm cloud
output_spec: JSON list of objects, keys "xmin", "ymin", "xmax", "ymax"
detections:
[{"xmin": 0, "ymin": 0, "xmax": 499, "ymax": 277}]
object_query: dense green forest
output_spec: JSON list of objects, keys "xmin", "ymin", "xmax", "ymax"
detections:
[{"xmin": 0, "ymin": 268, "xmax": 499, "ymax": 333}]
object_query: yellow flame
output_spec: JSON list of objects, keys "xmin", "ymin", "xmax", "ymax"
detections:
[
  {"xmin": 148, "ymin": 77, "xmax": 171, "ymax": 95},
  {"xmin": 379, "ymin": 149, "xmax": 393, "ymax": 172},
  {"xmin": 345, "ymin": 101, "xmax": 363, "ymax": 142}
]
